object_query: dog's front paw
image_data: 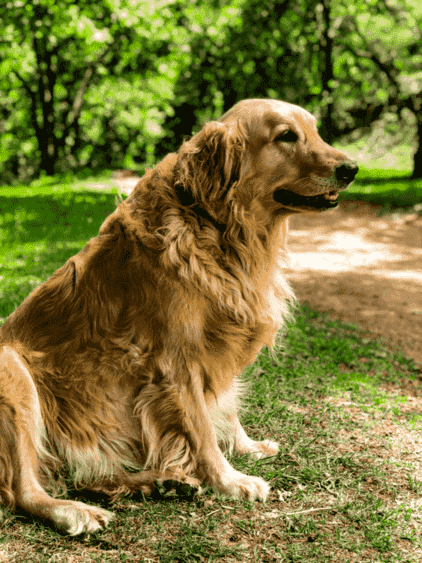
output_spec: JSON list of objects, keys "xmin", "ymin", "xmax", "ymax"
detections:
[
  {"xmin": 51, "ymin": 500, "xmax": 115, "ymax": 536},
  {"xmin": 235, "ymin": 437, "xmax": 280, "ymax": 460},
  {"xmin": 217, "ymin": 468, "xmax": 270, "ymax": 502},
  {"xmin": 248, "ymin": 439, "xmax": 279, "ymax": 460}
]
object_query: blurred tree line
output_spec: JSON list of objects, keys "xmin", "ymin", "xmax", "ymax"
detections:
[{"xmin": 0, "ymin": 0, "xmax": 421, "ymax": 182}]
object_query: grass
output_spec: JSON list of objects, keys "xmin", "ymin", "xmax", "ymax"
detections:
[
  {"xmin": 0, "ymin": 177, "xmax": 120, "ymax": 320},
  {"xmin": 1, "ymin": 176, "xmax": 422, "ymax": 561},
  {"xmin": 339, "ymin": 168, "xmax": 422, "ymax": 213},
  {"xmin": 334, "ymin": 137, "xmax": 422, "ymax": 213}
]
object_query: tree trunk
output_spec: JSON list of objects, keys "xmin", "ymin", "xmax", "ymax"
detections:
[
  {"xmin": 411, "ymin": 113, "xmax": 422, "ymax": 179},
  {"xmin": 31, "ymin": 15, "xmax": 57, "ymax": 176},
  {"xmin": 319, "ymin": 0, "xmax": 334, "ymax": 145},
  {"xmin": 155, "ymin": 102, "xmax": 197, "ymax": 158},
  {"xmin": 39, "ymin": 135, "xmax": 56, "ymax": 176}
]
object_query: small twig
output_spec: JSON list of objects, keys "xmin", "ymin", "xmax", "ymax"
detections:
[
  {"xmin": 202, "ymin": 504, "xmax": 235, "ymax": 520},
  {"xmin": 203, "ymin": 509, "xmax": 221, "ymax": 519},
  {"xmin": 284, "ymin": 506, "xmax": 335, "ymax": 517}
]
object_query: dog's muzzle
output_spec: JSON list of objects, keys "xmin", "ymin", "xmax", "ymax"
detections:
[{"xmin": 273, "ymin": 159, "xmax": 359, "ymax": 210}]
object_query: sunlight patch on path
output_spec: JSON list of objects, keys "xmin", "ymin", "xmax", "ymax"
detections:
[{"xmin": 288, "ymin": 228, "xmax": 422, "ymax": 284}]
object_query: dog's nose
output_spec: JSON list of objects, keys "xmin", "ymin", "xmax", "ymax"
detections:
[{"xmin": 335, "ymin": 160, "xmax": 359, "ymax": 183}]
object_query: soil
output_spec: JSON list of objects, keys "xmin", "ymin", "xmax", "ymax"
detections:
[
  {"xmin": 286, "ymin": 201, "xmax": 422, "ymax": 365},
  {"xmin": 108, "ymin": 175, "xmax": 422, "ymax": 366}
]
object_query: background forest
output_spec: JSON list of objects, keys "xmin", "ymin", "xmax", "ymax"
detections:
[{"xmin": 1, "ymin": 0, "xmax": 421, "ymax": 183}]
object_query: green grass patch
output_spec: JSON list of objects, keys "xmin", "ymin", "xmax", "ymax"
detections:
[
  {"xmin": 339, "ymin": 166, "xmax": 422, "ymax": 213},
  {"xmin": 1, "ymin": 180, "xmax": 422, "ymax": 561},
  {"xmin": 0, "ymin": 180, "xmax": 121, "ymax": 320}
]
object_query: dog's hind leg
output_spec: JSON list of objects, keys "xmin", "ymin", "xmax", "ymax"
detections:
[
  {"xmin": 210, "ymin": 379, "xmax": 279, "ymax": 460},
  {"xmin": 230, "ymin": 415, "xmax": 279, "ymax": 459},
  {"xmin": 0, "ymin": 345, "xmax": 114, "ymax": 535}
]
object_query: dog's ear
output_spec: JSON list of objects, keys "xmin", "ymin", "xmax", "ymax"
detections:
[{"xmin": 174, "ymin": 121, "xmax": 247, "ymax": 218}]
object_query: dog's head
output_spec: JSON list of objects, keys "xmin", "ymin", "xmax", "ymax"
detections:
[{"xmin": 174, "ymin": 98, "xmax": 358, "ymax": 223}]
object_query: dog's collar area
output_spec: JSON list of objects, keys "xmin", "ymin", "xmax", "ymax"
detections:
[
  {"xmin": 190, "ymin": 205, "xmax": 227, "ymax": 232},
  {"xmin": 180, "ymin": 197, "xmax": 228, "ymax": 232},
  {"xmin": 175, "ymin": 186, "xmax": 227, "ymax": 232},
  {"xmin": 273, "ymin": 188, "xmax": 339, "ymax": 209}
]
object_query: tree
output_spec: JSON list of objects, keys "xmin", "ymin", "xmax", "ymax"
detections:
[
  {"xmin": 156, "ymin": 0, "xmax": 330, "ymax": 156},
  {"xmin": 332, "ymin": 0, "xmax": 422, "ymax": 177},
  {"xmin": 2, "ymin": 0, "xmax": 421, "ymax": 180},
  {"xmin": 0, "ymin": 0, "xmax": 188, "ymax": 179},
  {"xmin": 318, "ymin": 0, "xmax": 335, "ymax": 144},
  {"xmin": 157, "ymin": 0, "xmax": 422, "ymax": 180}
]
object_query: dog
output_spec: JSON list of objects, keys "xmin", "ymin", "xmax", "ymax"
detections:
[{"xmin": 0, "ymin": 99, "xmax": 358, "ymax": 535}]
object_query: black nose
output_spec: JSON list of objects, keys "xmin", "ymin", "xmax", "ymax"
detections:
[{"xmin": 335, "ymin": 160, "xmax": 359, "ymax": 183}]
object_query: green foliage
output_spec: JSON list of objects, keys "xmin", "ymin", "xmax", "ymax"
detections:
[
  {"xmin": 1, "ymin": 0, "xmax": 422, "ymax": 180},
  {"xmin": 332, "ymin": 1, "xmax": 422, "ymax": 148},
  {"xmin": 156, "ymin": 0, "xmax": 326, "ymax": 155},
  {"xmin": 0, "ymin": 0, "xmax": 189, "ymax": 179}
]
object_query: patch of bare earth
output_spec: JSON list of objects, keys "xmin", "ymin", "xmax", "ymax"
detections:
[{"xmin": 286, "ymin": 201, "xmax": 422, "ymax": 366}]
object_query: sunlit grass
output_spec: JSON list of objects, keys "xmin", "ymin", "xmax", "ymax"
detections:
[{"xmin": 339, "ymin": 166, "xmax": 422, "ymax": 212}]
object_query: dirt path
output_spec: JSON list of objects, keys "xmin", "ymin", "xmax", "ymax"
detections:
[
  {"xmin": 286, "ymin": 201, "xmax": 422, "ymax": 365},
  {"xmin": 106, "ymin": 176, "xmax": 422, "ymax": 365}
]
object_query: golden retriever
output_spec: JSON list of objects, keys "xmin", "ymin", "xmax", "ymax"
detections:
[{"xmin": 0, "ymin": 99, "xmax": 358, "ymax": 535}]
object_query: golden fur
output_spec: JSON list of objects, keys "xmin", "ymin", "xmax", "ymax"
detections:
[{"xmin": 0, "ymin": 99, "xmax": 358, "ymax": 535}]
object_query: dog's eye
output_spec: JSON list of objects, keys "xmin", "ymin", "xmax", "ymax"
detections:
[{"xmin": 274, "ymin": 130, "xmax": 298, "ymax": 143}]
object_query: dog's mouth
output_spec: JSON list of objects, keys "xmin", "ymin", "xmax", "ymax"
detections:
[{"xmin": 273, "ymin": 189, "xmax": 340, "ymax": 210}]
